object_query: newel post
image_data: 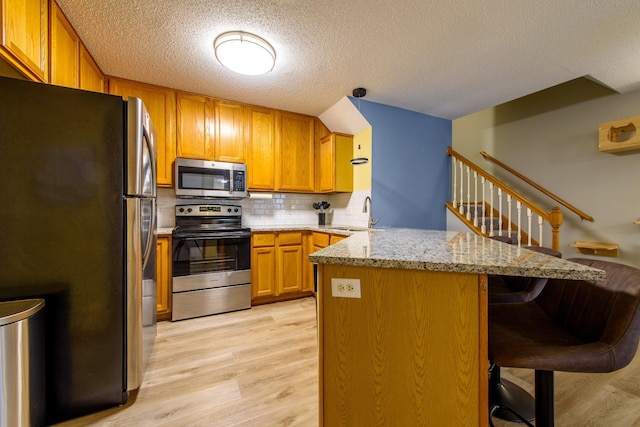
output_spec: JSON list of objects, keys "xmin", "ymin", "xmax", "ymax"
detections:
[{"xmin": 550, "ymin": 207, "xmax": 563, "ymax": 251}]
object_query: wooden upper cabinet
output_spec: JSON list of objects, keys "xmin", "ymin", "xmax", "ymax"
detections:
[
  {"xmin": 246, "ymin": 105, "xmax": 276, "ymax": 190},
  {"xmin": 214, "ymin": 99, "xmax": 245, "ymax": 163},
  {"xmin": 317, "ymin": 133, "xmax": 354, "ymax": 193},
  {"xmin": 79, "ymin": 43, "xmax": 104, "ymax": 92},
  {"xmin": 0, "ymin": 0, "xmax": 48, "ymax": 81},
  {"xmin": 109, "ymin": 78, "xmax": 177, "ymax": 187},
  {"xmin": 176, "ymin": 92, "xmax": 214, "ymax": 160},
  {"xmin": 277, "ymin": 111, "xmax": 315, "ymax": 192},
  {"xmin": 49, "ymin": 0, "xmax": 79, "ymax": 88}
]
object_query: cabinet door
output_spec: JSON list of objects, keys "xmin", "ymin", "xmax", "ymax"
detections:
[
  {"xmin": 214, "ymin": 99, "xmax": 245, "ymax": 163},
  {"xmin": 317, "ymin": 134, "xmax": 335, "ymax": 193},
  {"xmin": 177, "ymin": 92, "xmax": 214, "ymax": 160},
  {"xmin": 277, "ymin": 244, "xmax": 303, "ymax": 294},
  {"xmin": 79, "ymin": 43, "xmax": 104, "ymax": 92},
  {"xmin": 110, "ymin": 78, "xmax": 177, "ymax": 187},
  {"xmin": 277, "ymin": 111, "xmax": 315, "ymax": 192},
  {"xmin": 49, "ymin": 1, "xmax": 78, "ymax": 88},
  {"xmin": 246, "ymin": 106, "xmax": 276, "ymax": 190},
  {"xmin": 317, "ymin": 133, "xmax": 354, "ymax": 193},
  {"xmin": 251, "ymin": 246, "xmax": 276, "ymax": 298},
  {"xmin": 156, "ymin": 236, "xmax": 172, "ymax": 320},
  {"xmin": 0, "ymin": 0, "xmax": 48, "ymax": 81}
]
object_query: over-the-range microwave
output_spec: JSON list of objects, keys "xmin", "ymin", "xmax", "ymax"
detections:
[{"xmin": 174, "ymin": 158, "xmax": 247, "ymax": 199}]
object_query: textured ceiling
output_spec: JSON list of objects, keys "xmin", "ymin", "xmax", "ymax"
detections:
[{"xmin": 56, "ymin": 0, "xmax": 640, "ymax": 120}]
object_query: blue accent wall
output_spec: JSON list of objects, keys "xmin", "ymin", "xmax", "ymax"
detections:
[{"xmin": 351, "ymin": 97, "xmax": 451, "ymax": 229}]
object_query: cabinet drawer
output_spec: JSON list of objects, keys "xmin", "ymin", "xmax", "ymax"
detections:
[
  {"xmin": 313, "ymin": 232, "xmax": 330, "ymax": 248},
  {"xmin": 253, "ymin": 233, "xmax": 275, "ymax": 247},
  {"xmin": 278, "ymin": 231, "xmax": 302, "ymax": 246}
]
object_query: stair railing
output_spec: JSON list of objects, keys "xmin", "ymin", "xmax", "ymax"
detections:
[
  {"xmin": 479, "ymin": 151, "xmax": 594, "ymax": 222},
  {"xmin": 447, "ymin": 147, "xmax": 563, "ymax": 251}
]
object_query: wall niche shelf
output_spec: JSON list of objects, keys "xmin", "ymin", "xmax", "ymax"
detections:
[
  {"xmin": 569, "ymin": 241, "xmax": 619, "ymax": 257},
  {"xmin": 599, "ymin": 115, "xmax": 640, "ymax": 153}
]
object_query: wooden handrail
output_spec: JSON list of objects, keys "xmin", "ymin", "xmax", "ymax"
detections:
[
  {"xmin": 480, "ymin": 150, "xmax": 594, "ymax": 222},
  {"xmin": 447, "ymin": 147, "xmax": 551, "ymax": 222}
]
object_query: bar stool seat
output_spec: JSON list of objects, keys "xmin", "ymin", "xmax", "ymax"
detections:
[{"xmin": 488, "ymin": 258, "xmax": 640, "ymax": 427}]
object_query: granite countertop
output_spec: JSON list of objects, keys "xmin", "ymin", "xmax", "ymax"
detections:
[
  {"xmin": 309, "ymin": 228, "xmax": 606, "ymax": 281},
  {"xmin": 249, "ymin": 224, "xmax": 366, "ymax": 236}
]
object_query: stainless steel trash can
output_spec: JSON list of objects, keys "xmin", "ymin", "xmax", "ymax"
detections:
[{"xmin": 0, "ymin": 299, "xmax": 45, "ymax": 427}]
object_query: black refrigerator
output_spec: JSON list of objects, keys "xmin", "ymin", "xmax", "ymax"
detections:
[{"xmin": 0, "ymin": 76, "xmax": 157, "ymax": 424}]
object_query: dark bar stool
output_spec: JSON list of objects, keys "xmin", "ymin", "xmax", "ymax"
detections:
[
  {"xmin": 488, "ymin": 258, "xmax": 640, "ymax": 427},
  {"xmin": 487, "ymin": 240, "xmax": 562, "ymax": 422}
]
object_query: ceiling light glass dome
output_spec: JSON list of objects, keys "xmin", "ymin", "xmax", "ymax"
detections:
[{"xmin": 214, "ymin": 31, "xmax": 276, "ymax": 76}]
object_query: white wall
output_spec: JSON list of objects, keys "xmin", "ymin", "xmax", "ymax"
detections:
[{"xmin": 452, "ymin": 78, "xmax": 640, "ymax": 267}]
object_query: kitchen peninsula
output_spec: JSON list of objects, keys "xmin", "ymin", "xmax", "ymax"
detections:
[{"xmin": 310, "ymin": 229, "xmax": 605, "ymax": 427}]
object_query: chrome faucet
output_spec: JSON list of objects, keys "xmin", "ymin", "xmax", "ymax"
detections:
[{"xmin": 362, "ymin": 196, "xmax": 379, "ymax": 228}]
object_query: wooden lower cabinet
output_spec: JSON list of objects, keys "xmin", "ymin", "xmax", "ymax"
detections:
[
  {"xmin": 251, "ymin": 231, "xmax": 310, "ymax": 304},
  {"xmin": 251, "ymin": 232, "xmax": 277, "ymax": 300},
  {"xmin": 156, "ymin": 235, "xmax": 172, "ymax": 321}
]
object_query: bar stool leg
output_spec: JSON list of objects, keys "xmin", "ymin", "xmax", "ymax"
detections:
[{"xmin": 535, "ymin": 370, "xmax": 554, "ymax": 427}]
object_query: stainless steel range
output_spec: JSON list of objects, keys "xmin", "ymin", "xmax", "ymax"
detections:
[{"xmin": 171, "ymin": 204, "xmax": 251, "ymax": 321}]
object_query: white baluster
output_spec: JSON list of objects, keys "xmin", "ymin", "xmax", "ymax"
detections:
[
  {"xmin": 459, "ymin": 161, "xmax": 464, "ymax": 215},
  {"xmin": 516, "ymin": 201, "xmax": 522, "ymax": 246},
  {"xmin": 497, "ymin": 188, "xmax": 503, "ymax": 236},
  {"xmin": 473, "ymin": 171, "xmax": 478, "ymax": 227},
  {"xmin": 538, "ymin": 217, "xmax": 544, "ymax": 247},
  {"xmin": 466, "ymin": 166, "xmax": 471, "ymax": 220},
  {"xmin": 527, "ymin": 208, "xmax": 532, "ymax": 245},
  {"xmin": 489, "ymin": 182, "xmax": 494, "ymax": 236},
  {"xmin": 481, "ymin": 177, "xmax": 487, "ymax": 234},
  {"xmin": 452, "ymin": 158, "xmax": 457, "ymax": 208},
  {"xmin": 507, "ymin": 194, "xmax": 512, "ymax": 241}
]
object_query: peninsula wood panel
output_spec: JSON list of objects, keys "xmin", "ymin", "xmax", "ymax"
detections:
[{"xmin": 318, "ymin": 264, "xmax": 488, "ymax": 427}]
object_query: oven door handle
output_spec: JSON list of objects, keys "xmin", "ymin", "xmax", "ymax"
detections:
[{"xmin": 172, "ymin": 231, "xmax": 251, "ymax": 240}]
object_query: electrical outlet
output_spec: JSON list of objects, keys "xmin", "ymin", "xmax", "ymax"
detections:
[{"xmin": 331, "ymin": 278, "xmax": 361, "ymax": 298}]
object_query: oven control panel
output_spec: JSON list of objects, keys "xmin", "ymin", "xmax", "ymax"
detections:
[{"xmin": 176, "ymin": 204, "xmax": 241, "ymax": 217}]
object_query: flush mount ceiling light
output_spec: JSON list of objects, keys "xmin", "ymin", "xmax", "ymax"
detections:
[{"xmin": 214, "ymin": 31, "xmax": 276, "ymax": 76}]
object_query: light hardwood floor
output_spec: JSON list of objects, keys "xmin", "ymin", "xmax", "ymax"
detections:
[
  {"xmin": 54, "ymin": 298, "xmax": 319, "ymax": 427},
  {"xmin": 54, "ymin": 296, "xmax": 640, "ymax": 426}
]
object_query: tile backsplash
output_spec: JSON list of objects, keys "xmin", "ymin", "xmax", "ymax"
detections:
[{"xmin": 158, "ymin": 188, "xmax": 371, "ymax": 229}]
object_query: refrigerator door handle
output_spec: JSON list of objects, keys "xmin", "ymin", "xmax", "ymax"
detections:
[{"xmin": 141, "ymin": 198, "xmax": 156, "ymax": 270}]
